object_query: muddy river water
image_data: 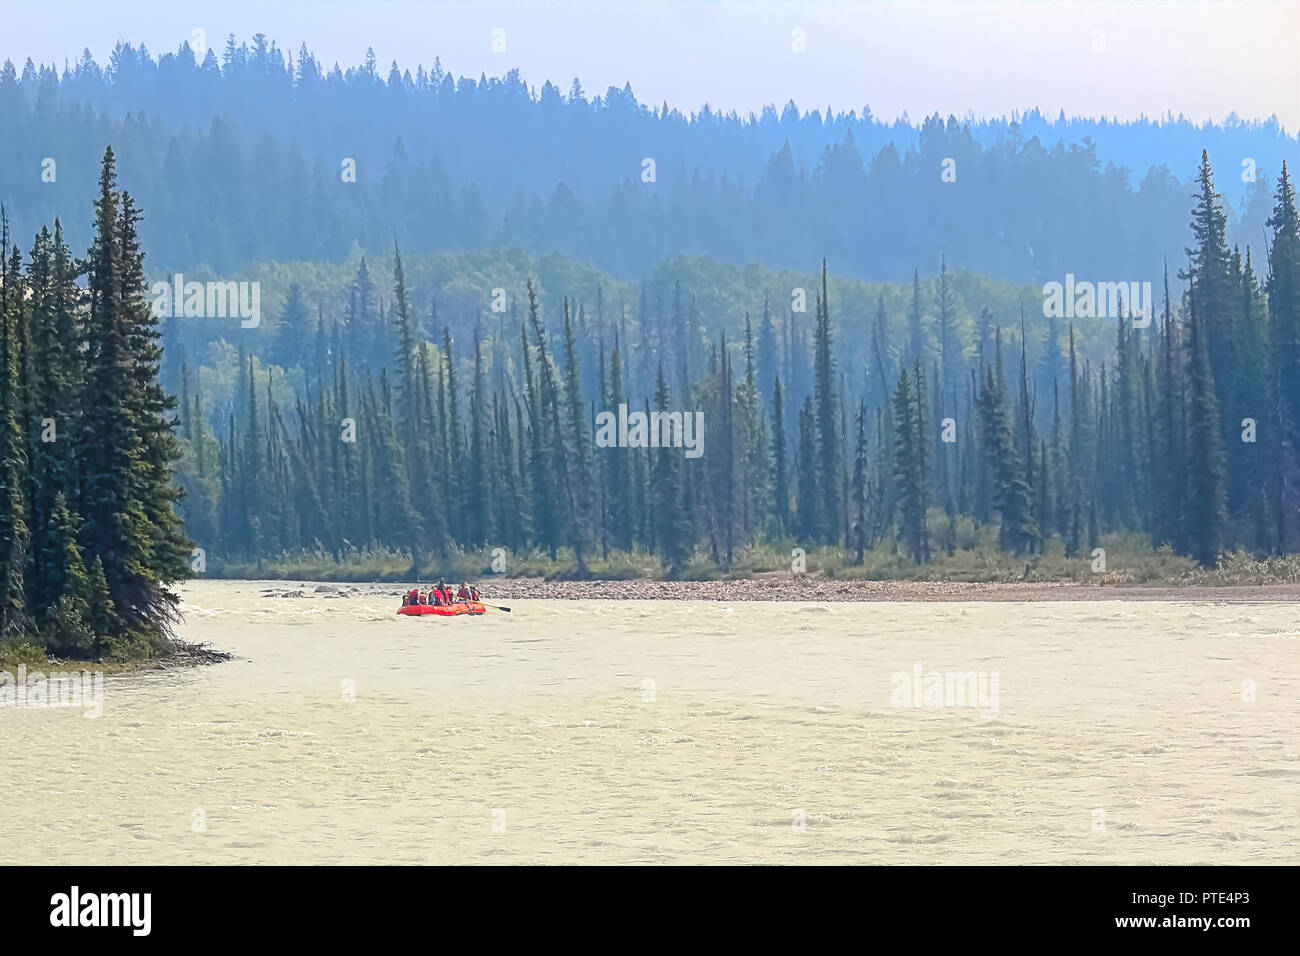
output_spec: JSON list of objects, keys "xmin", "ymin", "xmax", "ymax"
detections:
[{"xmin": 2, "ymin": 581, "xmax": 1296, "ymax": 864}]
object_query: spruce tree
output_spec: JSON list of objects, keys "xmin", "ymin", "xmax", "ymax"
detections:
[
  {"xmin": 560, "ymin": 300, "xmax": 593, "ymax": 568},
  {"xmin": 271, "ymin": 282, "xmax": 311, "ymax": 368},
  {"xmin": 0, "ymin": 212, "xmax": 30, "ymax": 636},
  {"xmin": 850, "ymin": 398, "xmax": 868, "ymax": 564},
  {"xmin": 76, "ymin": 150, "xmax": 191, "ymax": 645},
  {"xmin": 605, "ymin": 328, "xmax": 631, "ymax": 550},
  {"xmin": 892, "ymin": 370, "xmax": 927, "ymax": 564},
  {"xmin": 467, "ymin": 330, "xmax": 493, "ymax": 546},
  {"xmin": 906, "ymin": 268, "xmax": 926, "ymax": 367},
  {"xmin": 652, "ymin": 365, "xmax": 690, "ymax": 574},
  {"xmin": 795, "ymin": 395, "xmax": 818, "ymax": 542},
  {"xmin": 738, "ymin": 314, "xmax": 769, "ymax": 539},
  {"xmin": 813, "ymin": 261, "xmax": 839, "ymax": 544},
  {"xmin": 770, "ymin": 375, "xmax": 789, "ymax": 532},
  {"xmin": 1267, "ymin": 164, "xmax": 1300, "ymax": 550},
  {"xmin": 1183, "ymin": 272, "xmax": 1228, "ymax": 565},
  {"xmin": 976, "ymin": 365, "xmax": 1038, "ymax": 555}
]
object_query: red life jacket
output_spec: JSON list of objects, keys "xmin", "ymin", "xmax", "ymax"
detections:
[{"xmin": 409, "ymin": 588, "xmax": 420, "ymax": 604}]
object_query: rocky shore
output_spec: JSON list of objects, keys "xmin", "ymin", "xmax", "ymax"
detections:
[{"xmin": 256, "ymin": 576, "xmax": 1300, "ymax": 603}]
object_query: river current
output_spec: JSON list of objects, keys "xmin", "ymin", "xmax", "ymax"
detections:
[{"xmin": 2, "ymin": 581, "xmax": 1296, "ymax": 864}]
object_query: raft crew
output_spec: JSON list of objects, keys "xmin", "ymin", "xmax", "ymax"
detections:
[{"xmin": 403, "ymin": 580, "xmax": 482, "ymax": 607}]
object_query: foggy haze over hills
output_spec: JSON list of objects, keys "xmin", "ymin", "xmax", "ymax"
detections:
[{"xmin": 0, "ymin": 30, "xmax": 1295, "ymax": 283}]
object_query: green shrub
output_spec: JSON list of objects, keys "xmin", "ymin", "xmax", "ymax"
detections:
[
  {"xmin": 0, "ymin": 638, "xmax": 47, "ymax": 670},
  {"xmin": 39, "ymin": 594, "xmax": 98, "ymax": 658},
  {"xmin": 1183, "ymin": 550, "xmax": 1300, "ymax": 586}
]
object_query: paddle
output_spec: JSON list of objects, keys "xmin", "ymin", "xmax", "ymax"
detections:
[
  {"xmin": 445, "ymin": 586, "xmax": 510, "ymax": 612},
  {"xmin": 446, "ymin": 592, "xmax": 512, "ymax": 613},
  {"xmin": 431, "ymin": 598, "xmax": 512, "ymax": 613}
]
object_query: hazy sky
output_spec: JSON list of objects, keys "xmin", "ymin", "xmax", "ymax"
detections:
[{"xmin": 5, "ymin": 0, "xmax": 1298, "ymax": 130}]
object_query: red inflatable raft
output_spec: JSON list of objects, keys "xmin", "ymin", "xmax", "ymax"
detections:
[{"xmin": 398, "ymin": 601, "xmax": 486, "ymax": 617}]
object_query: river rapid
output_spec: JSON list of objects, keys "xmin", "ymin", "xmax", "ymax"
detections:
[{"xmin": 2, "ymin": 580, "xmax": 1296, "ymax": 864}]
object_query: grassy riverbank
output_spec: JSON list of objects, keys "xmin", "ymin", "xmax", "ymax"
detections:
[
  {"xmin": 0, "ymin": 636, "xmax": 233, "ymax": 674},
  {"xmin": 206, "ymin": 530, "xmax": 1300, "ymax": 589}
]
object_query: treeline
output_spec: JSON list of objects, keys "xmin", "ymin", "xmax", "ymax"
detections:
[
  {"xmin": 0, "ymin": 38, "xmax": 1290, "ymax": 280},
  {"xmin": 178, "ymin": 155, "xmax": 1300, "ymax": 574},
  {"xmin": 0, "ymin": 149, "xmax": 191, "ymax": 658}
]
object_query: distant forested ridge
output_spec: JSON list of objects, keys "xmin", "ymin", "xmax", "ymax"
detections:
[
  {"xmin": 0, "ymin": 149, "xmax": 191, "ymax": 658},
  {"xmin": 167, "ymin": 154, "xmax": 1300, "ymax": 574},
  {"xmin": 0, "ymin": 37, "xmax": 1294, "ymax": 280}
]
